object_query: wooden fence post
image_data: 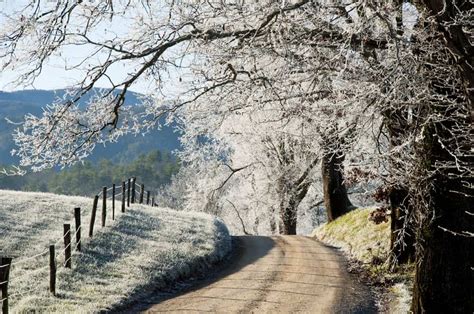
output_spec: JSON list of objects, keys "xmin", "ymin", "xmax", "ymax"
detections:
[
  {"xmin": 74, "ymin": 207, "xmax": 81, "ymax": 252},
  {"xmin": 49, "ymin": 245, "xmax": 56, "ymax": 296},
  {"xmin": 112, "ymin": 184, "xmax": 116, "ymax": 220},
  {"xmin": 102, "ymin": 186, "xmax": 107, "ymax": 227},
  {"xmin": 139, "ymin": 184, "xmax": 144, "ymax": 204},
  {"xmin": 64, "ymin": 224, "xmax": 72, "ymax": 269},
  {"xmin": 127, "ymin": 178, "xmax": 131, "ymax": 207},
  {"xmin": 89, "ymin": 195, "xmax": 99, "ymax": 237},
  {"xmin": 121, "ymin": 181, "xmax": 126, "ymax": 213},
  {"xmin": 131, "ymin": 178, "xmax": 136, "ymax": 204},
  {"xmin": 146, "ymin": 191, "xmax": 150, "ymax": 205},
  {"xmin": 0, "ymin": 257, "xmax": 12, "ymax": 314}
]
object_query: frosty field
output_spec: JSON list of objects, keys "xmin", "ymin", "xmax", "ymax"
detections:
[{"xmin": 0, "ymin": 190, "xmax": 231, "ymax": 312}]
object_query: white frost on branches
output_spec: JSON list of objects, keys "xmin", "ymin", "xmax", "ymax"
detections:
[{"xmin": 0, "ymin": 0, "xmax": 472, "ymax": 237}]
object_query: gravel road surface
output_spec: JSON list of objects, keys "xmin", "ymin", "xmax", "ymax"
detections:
[{"xmin": 123, "ymin": 235, "xmax": 376, "ymax": 313}]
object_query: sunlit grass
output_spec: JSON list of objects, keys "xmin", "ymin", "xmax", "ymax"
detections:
[
  {"xmin": 312, "ymin": 207, "xmax": 413, "ymax": 312},
  {"xmin": 312, "ymin": 208, "xmax": 390, "ymax": 265}
]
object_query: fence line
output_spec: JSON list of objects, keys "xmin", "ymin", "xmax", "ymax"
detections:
[
  {"xmin": 10, "ymin": 250, "xmax": 48, "ymax": 267},
  {"xmin": 63, "ymin": 256, "xmax": 72, "ymax": 268},
  {"xmin": 53, "ymin": 229, "xmax": 70, "ymax": 247},
  {"xmin": 135, "ymin": 182, "xmax": 142, "ymax": 192},
  {"xmin": 11, "ymin": 266, "xmax": 48, "ymax": 283},
  {"xmin": 1, "ymin": 177, "xmax": 157, "ymax": 313},
  {"xmin": 55, "ymin": 227, "xmax": 81, "ymax": 259},
  {"xmin": 73, "ymin": 241, "xmax": 81, "ymax": 252}
]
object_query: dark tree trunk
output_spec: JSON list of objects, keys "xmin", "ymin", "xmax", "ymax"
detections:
[
  {"xmin": 412, "ymin": 174, "xmax": 474, "ymax": 313},
  {"xmin": 410, "ymin": 103, "xmax": 474, "ymax": 312},
  {"xmin": 421, "ymin": 0, "xmax": 474, "ymax": 105},
  {"xmin": 269, "ymin": 206, "xmax": 277, "ymax": 234},
  {"xmin": 389, "ymin": 188, "xmax": 415, "ymax": 265},
  {"xmin": 279, "ymin": 182, "xmax": 312, "ymax": 235},
  {"xmin": 322, "ymin": 151, "xmax": 354, "ymax": 222},
  {"xmin": 277, "ymin": 154, "xmax": 319, "ymax": 235},
  {"xmin": 411, "ymin": 1, "xmax": 474, "ymax": 312},
  {"xmin": 280, "ymin": 201, "xmax": 297, "ymax": 235}
]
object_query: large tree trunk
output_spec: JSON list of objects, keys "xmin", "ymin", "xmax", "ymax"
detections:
[
  {"xmin": 412, "ymin": 172, "xmax": 473, "ymax": 313},
  {"xmin": 269, "ymin": 206, "xmax": 277, "ymax": 234},
  {"xmin": 322, "ymin": 151, "xmax": 354, "ymax": 222},
  {"xmin": 279, "ymin": 200, "xmax": 297, "ymax": 235},
  {"xmin": 279, "ymin": 181, "xmax": 312, "ymax": 235},
  {"xmin": 411, "ymin": 1, "xmax": 474, "ymax": 312},
  {"xmin": 411, "ymin": 103, "xmax": 474, "ymax": 312},
  {"xmin": 277, "ymin": 154, "xmax": 319, "ymax": 235}
]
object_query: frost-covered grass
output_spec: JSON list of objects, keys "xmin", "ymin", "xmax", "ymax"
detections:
[
  {"xmin": 388, "ymin": 282, "xmax": 412, "ymax": 313},
  {"xmin": 0, "ymin": 190, "xmax": 231, "ymax": 312},
  {"xmin": 312, "ymin": 208, "xmax": 413, "ymax": 313}
]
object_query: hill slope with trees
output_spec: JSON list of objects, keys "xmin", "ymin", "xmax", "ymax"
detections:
[
  {"xmin": 0, "ymin": 149, "xmax": 179, "ymax": 196},
  {"xmin": 0, "ymin": 89, "xmax": 181, "ymax": 165}
]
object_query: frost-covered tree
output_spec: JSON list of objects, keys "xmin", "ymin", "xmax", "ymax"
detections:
[
  {"xmin": 170, "ymin": 0, "xmax": 384, "ymax": 230},
  {"xmin": 175, "ymin": 92, "xmax": 323, "ymax": 235}
]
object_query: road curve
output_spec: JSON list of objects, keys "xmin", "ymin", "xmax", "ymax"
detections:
[{"xmin": 127, "ymin": 236, "xmax": 376, "ymax": 313}]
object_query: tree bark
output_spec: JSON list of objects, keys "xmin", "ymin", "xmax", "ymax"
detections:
[
  {"xmin": 412, "ymin": 173, "xmax": 473, "ymax": 313},
  {"xmin": 322, "ymin": 151, "xmax": 354, "ymax": 222},
  {"xmin": 421, "ymin": 0, "xmax": 474, "ymax": 105},
  {"xmin": 280, "ymin": 200, "xmax": 297, "ymax": 235},
  {"xmin": 269, "ymin": 206, "xmax": 277, "ymax": 234},
  {"xmin": 410, "ymin": 105, "xmax": 474, "ymax": 312},
  {"xmin": 411, "ymin": 1, "xmax": 474, "ymax": 312},
  {"xmin": 276, "ymin": 150, "xmax": 319, "ymax": 235},
  {"xmin": 279, "ymin": 180, "xmax": 312, "ymax": 235}
]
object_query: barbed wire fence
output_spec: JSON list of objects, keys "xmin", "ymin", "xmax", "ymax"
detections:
[{"xmin": 0, "ymin": 177, "xmax": 157, "ymax": 314}]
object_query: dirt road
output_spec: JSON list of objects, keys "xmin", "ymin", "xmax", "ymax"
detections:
[{"xmin": 126, "ymin": 236, "xmax": 376, "ymax": 313}]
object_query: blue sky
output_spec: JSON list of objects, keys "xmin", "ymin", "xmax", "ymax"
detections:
[{"xmin": 0, "ymin": 0, "xmax": 150, "ymax": 93}]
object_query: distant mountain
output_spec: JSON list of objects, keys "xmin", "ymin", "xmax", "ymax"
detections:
[{"xmin": 0, "ymin": 89, "xmax": 181, "ymax": 165}]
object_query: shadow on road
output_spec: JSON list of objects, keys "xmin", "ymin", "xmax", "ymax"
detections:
[{"xmin": 111, "ymin": 236, "xmax": 274, "ymax": 313}]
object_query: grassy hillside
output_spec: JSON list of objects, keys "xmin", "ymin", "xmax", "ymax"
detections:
[
  {"xmin": 0, "ymin": 190, "xmax": 231, "ymax": 312},
  {"xmin": 312, "ymin": 208, "xmax": 412, "ymax": 313},
  {"xmin": 312, "ymin": 208, "xmax": 390, "ymax": 265}
]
